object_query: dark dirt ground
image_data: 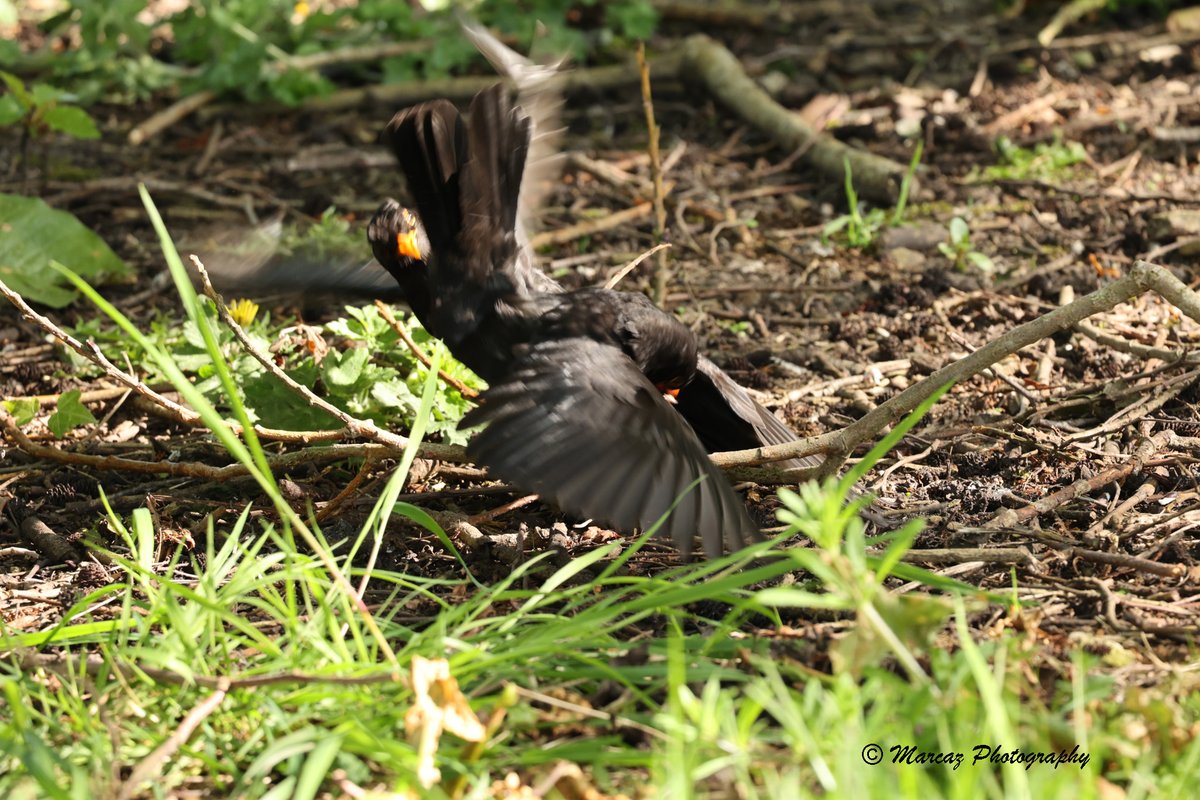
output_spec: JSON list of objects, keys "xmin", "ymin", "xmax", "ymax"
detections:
[{"xmin": 3, "ymin": 2, "xmax": 1200, "ymax": 668}]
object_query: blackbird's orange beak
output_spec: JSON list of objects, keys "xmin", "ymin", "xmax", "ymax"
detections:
[
  {"xmin": 396, "ymin": 230, "xmax": 422, "ymax": 261},
  {"xmin": 656, "ymin": 384, "xmax": 681, "ymax": 398}
]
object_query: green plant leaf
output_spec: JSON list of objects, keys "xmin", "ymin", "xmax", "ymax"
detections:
[
  {"xmin": 0, "ymin": 70, "xmax": 31, "ymax": 109},
  {"xmin": 41, "ymin": 105, "xmax": 100, "ymax": 139},
  {"xmin": 2, "ymin": 397, "xmax": 39, "ymax": 426},
  {"xmin": 967, "ymin": 250, "xmax": 995, "ymax": 272},
  {"xmin": 949, "ymin": 216, "xmax": 969, "ymax": 245},
  {"xmin": 0, "ymin": 93, "xmax": 23, "ymax": 125},
  {"xmin": 47, "ymin": 390, "xmax": 96, "ymax": 437},
  {"xmin": 321, "ymin": 346, "xmax": 369, "ymax": 389},
  {"xmin": 0, "ymin": 194, "xmax": 130, "ymax": 307},
  {"xmin": 29, "ymin": 83, "xmax": 63, "ymax": 106},
  {"xmin": 609, "ymin": 0, "xmax": 659, "ymax": 39},
  {"xmin": 369, "ymin": 377, "xmax": 414, "ymax": 409},
  {"xmin": 822, "ymin": 215, "xmax": 852, "ymax": 238}
]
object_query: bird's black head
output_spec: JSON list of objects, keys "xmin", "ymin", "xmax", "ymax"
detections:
[
  {"xmin": 368, "ymin": 198, "xmax": 434, "ymax": 324},
  {"xmin": 612, "ymin": 292, "xmax": 698, "ymax": 394},
  {"xmin": 368, "ymin": 198, "xmax": 430, "ymax": 272}
]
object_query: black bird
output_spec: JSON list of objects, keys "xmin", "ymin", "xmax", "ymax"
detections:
[
  {"xmin": 369, "ymin": 84, "xmax": 819, "ymax": 557},
  {"xmin": 368, "ymin": 82, "xmax": 814, "ymax": 454}
]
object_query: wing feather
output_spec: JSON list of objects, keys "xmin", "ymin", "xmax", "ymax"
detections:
[{"xmin": 462, "ymin": 338, "xmax": 760, "ymax": 557}]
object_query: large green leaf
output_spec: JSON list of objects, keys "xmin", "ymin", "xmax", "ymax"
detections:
[
  {"xmin": 0, "ymin": 194, "xmax": 130, "ymax": 307},
  {"xmin": 42, "ymin": 105, "xmax": 100, "ymax": 140},
  {"xmin": 47, "ymin": 390, "xmax": 96, "ymax": 438}
]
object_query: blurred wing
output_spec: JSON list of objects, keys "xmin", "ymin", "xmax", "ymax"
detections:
[
  {"xmin": 462, "ymin": 338, "xmax": 760, "ymax": 559},
  {"xmin": 188, "ymin": 214, "xmax": 407, "ymax": 304},
  {"xmin": 458, "ymin": 83, "xmax": 530, "ymax": 278},
  {"xmin": 460, "ymin": 16, "xmax": 566, "ymax": 241}
]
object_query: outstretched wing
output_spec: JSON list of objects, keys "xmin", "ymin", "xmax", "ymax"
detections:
[
  {"xmin": 414, "ymin": 84, "xmax": 533, "ymax": 342},
  {"xmin": 456, "ymin": 84, "xmax": 531, "ymax": 284},
  {"xmin": 380, "ymin": 99, "xmax": 467, "ymax": 248},
  {"xmin": 461, "ymin": 337, "xmax": 760, "ymax": 559},
  {"xmin": 460, "ymin": 17, "xmax": 566, "ymax": 242},
  {"xmin": 676, "ymin": 357, "xmax": 820, "ymax": 471}
]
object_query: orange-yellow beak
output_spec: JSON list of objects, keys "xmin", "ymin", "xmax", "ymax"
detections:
[{"xmin": 396, "ymin": 230, "xmax": 422, "ymax": 261}]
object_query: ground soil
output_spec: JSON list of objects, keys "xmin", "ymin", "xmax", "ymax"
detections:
[{"xmin": 3, "ymin": 3, "xmax": 1200, "ymax": 669}]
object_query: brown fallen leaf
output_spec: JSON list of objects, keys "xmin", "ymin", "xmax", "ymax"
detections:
[{"xmin": 404, "ymin": 655, "xmax": 486, "ymax": 789}]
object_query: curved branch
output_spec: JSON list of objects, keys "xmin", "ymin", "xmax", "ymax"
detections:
[
  {"xmin": 712, "ymin": 261, "xmax": 1200, "ymax": 471},
  {"xmin": 680, "ymin": 34, "xmax": 916, "ymax": 205}
]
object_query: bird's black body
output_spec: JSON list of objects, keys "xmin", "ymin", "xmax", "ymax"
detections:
[{"xmin": 370, "ymin": 85, "xmax": 783, "ymax": 557}]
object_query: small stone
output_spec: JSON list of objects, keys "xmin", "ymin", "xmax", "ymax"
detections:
[
  {"xmin": 879, "ymin": 222, "xmax": 949, "ymax": 253},
  {"xmin": 886, "ymin": 246, "xmax": 927, "ymax": 271}
]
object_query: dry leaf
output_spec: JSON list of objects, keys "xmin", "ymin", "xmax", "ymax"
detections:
[{"xmin": 404, "ymin": 655, "xmax": 486, "ymax": 788}]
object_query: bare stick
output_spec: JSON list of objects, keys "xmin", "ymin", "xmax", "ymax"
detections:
[
  {"xmin": 0, "ymin": 276, "xmax": 197, "ymax": 424},
  {"xmin": 986, "ymin": 432, "xmax": 1170, "ymax": 529},
  {"xmin": 128, "ymin": 90, "xmax": 218, "ymax": 146},
  {"xmin": 0, "ymin": 275, "xmax": 410, "ymax": 447},
  {"xmin": 19, "ymin": 651, "xmax": 402, "ymax": 690},
  {"xmin": 296, "ymin": 55, "xmax": 685, "ymax": 115},
  {"xmin": 899, "ymin": 547, "xmax": 1038, "ymax": 566},
  {"xmin": 636, "ymin": 43, "xmax": 670, "ymax": 307},
  {"xmin": 568, "ymin": 152, "xmax": 651, "ymax": 194},
  {"xmin": 116, "ymin": 681, "xmax": 230, "ymax": 800},
  {"xmin": 19, "ymin": 516, "xmax": 83, "ymax": 564},
  {"xmin": 7, "ymin": 385, "xmax": 150, "ymax": 407},
  {"xmin": 604, "ymin": 243, "xmax": 671, "ymax": 290},
  {"xmin": 1, "ymin": 406, "xmax": 395, "ymax": 480},
  {"xmin": 680, "ymin": 34, "xmax": 915, "ymax": 205},
  {"xmin": 529, "ymin": 202, "xmax": 653, "ymax": 248},
  {"xmin": 374, "ymin": 301, "xmax": 478, "ymax": 399},
  {"xmin": 1038, "ymin": 536, "xmax": 1190, "ymax": 579},
  {"xmin": 316, "ymin": 456, "xmax": 378, "ymax": 524},
  {"xmin": 193, "ymin": 257, "xmax": 464, "ymax": 461},
  {"xmin": 710, "ymin": 261, "xmax": 1200, "ymax": 469},
  {"xmin": 468, "ymin": 494, "xmax": 541, "ymax": 525},
  {"xmin": 127, "ymin": 41, "xmax": 433, "ymax": 146}
]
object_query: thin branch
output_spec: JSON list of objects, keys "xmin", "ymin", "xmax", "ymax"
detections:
[
  {"xmin": 18, "ymin": 652, "xmax": 402, "ymax": 690},
  {"xmin": 986, "ymin": 431, "xmax": 1171, "ymax": 529},
  {"xmin": 679, "ymin": 34, "xmax": 915, "ymax": 204},
  {"xmin": 603, "ymin": 243, "xmax": 671, "ymax": 290},
  {"xmin": 193, "ymin": 257, "xmax": 465, "ymax": 462},
  {"xmin": 636, "ymin": 43, "xmax": 670, "ymax": 307},
  {"xmin": 899, "ymin": 547, "xmax": 1038, "ymax": 566},
  {"xmin": 710, "ymin": 261, "xmax": 1200, "ymax": 471},
  {"xmin": 1038, "ymin": 536, "xmax": 1191, "ymax": 579},
  {"xmin": 127, "ymin": 91, "xmax": 218, "ymax": 147},
  {"xmin": 295, "ymin": 54, "xmax": 685, "ymax": 115},
  {"xmin": 467, "ymin": 494, "xmax": 541, "ymax": 525},
  {"xmin": 0, "ymin": 274, "xmax": 432, "ymax": 448},
  {"xmin": 0, "ymin": 276, "xmax": 198, "ymax": 424},
  {"xmin": 1, "ymin": 407, "xmax": 396, "ymax": 480},
  {"xmin": 116, "ymin": 680, "xmax": 230, "ymax": 800},
  {"xmin": 529, "ymin": 202, "xmax": 653, "ymax": 248},
  {"xmin": 374, "ymin": 301, "xmax": 478, "ymax": 399},
  {"xmin": 127, "ymin": 41, "xmax": 433, "ymax": 146}
]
